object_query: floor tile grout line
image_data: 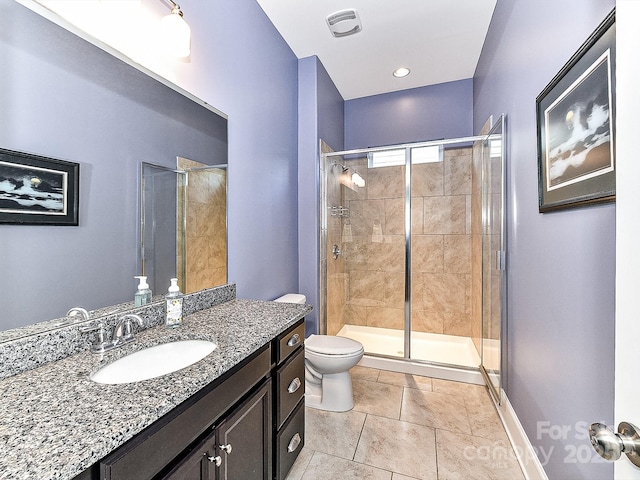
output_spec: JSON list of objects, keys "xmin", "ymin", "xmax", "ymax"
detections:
[
  {"xmin": 434, "ymin": 428, "xmax": 441, "ymax": 480},
  {"xmin": 351, "ymin": 412, "xmax": 368, "ymax": 461}
]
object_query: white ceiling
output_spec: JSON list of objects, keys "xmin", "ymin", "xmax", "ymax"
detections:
[{"xmin": 256, "ymin": 0, "xmax": 497, "ymax": 100}]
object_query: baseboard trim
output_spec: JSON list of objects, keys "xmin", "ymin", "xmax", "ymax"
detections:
[{"xmin": 497, "ymin": 390, "xmax": 549, "ymax": 480}]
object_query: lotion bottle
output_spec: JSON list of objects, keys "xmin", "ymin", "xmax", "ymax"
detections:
[
  {"xmin": 165, "ymin": 278, "xmax": 184, "ymax": 328},
  {"xmin": 134, "ymin": 276, "xmax": 152, "ymax": 306}
]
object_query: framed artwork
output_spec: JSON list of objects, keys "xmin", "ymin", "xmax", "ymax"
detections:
[
  {"xmin": 536, "ymin": 9, "xmax": 615, "ymax": 212},
  {"xmin": 0, "ymin": 148, "xmax": 79, "ymax": 225}
]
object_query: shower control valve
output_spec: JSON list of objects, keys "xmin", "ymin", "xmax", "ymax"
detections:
[{"xmin": 332, "ymin": 244, "xmax": 342, "ymax": 260}]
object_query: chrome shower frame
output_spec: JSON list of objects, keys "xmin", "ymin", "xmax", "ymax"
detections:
[{"xmin": 319, "ymin": 121, "xmax": 507, "ymax": 397}]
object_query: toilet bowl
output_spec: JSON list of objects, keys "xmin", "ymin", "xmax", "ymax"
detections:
[
  {"xmin": 273, "ymin": 293, "xmax": 364, "ymax": 412},
  {"xmin": 304, "ymin": 334, "xmax": 364, "ymax": 412}
]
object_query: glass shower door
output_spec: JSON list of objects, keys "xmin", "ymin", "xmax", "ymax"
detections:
[
  {"xmin": 323, "ymin": 147, "xmax": 407, "ymax": 358},
  {"xmin": 480, "ymin": 115, "xmax": 506, "ymax": 403},
  {"xmin": 141, "ymin": 163, "xmax": 184, "ymax": 295}
]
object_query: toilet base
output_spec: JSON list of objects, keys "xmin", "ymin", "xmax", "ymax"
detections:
[{"xmin": 304, "ymin": 371, "xmax": 355, "ymax": 412}]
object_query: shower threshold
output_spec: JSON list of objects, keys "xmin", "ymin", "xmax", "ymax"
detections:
[{"xmin": 337, "ymin": 324, "xmax": 484, "ymax": 385}]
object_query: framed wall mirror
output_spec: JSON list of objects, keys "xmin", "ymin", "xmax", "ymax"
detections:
[{"xmin": 0, "ymin": 1, "xmax": 228, "ymax": 341}]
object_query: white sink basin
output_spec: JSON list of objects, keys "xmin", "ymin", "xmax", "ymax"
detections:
[{"xmin": 90, "ymin": 340, "xmax": 217, "ymax": 385}]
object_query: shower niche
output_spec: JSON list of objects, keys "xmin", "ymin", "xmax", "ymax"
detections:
[{"xmin": 320, "ymin": 115, "xmax": 506, "ymax": 401}]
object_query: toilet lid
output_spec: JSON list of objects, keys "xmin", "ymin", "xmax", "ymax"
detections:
[{"xmin": 305, "ymin": 335, "xmax": 364, "ymax": 355}]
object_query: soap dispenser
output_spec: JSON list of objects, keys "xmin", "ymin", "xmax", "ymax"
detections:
[
  {"xmin": 134, "ymin": 276, "xmax": 152, "ymax": 306},
  {"xmin": 165, "ymin": 278, "xmax": 184, "ymax": 328}
]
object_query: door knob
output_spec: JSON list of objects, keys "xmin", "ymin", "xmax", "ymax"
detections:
[
  {"xmin": 589, "ymin": 422, "xmax": 640, "ymax": 467},
  {"xmin": 207, "ymin": 455, "xmax": 222, "ymax": 467}
]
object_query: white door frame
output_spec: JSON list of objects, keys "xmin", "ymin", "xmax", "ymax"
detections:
[{"xmin": 614, "ymin": 1, "xmax": 640, "ymax": 478}]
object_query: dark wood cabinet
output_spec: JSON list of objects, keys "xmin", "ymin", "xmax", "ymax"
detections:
[
  {"xmin": 272, "ymin": 323, "xmax": 306, "ymax": 480},
  {"xmin": 162, "ymin": 381, "xmax": 271, "ymax": 480},
  {"xmin": 77, "ymin": 318, "xmax": 306, "ymax": 480},
  {"xmin": 216, "ymin": 381, "xmax": 271, "ymax": 480}
]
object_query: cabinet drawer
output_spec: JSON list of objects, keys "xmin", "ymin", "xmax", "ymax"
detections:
[
  {"xmin": 275, "ymin": 400, "xmax": 305, "ymax": 480},
  {"xmin": 275, "ymin": 348, "xmax": 305, "ymax": 429},
  {"xmin": 276, "ymin": 322, "xmax": 305, "ymax": 364}
]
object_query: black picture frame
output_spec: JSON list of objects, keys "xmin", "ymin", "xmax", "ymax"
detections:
[
  {"xmin": 0, "ymin": 148, "xmax": 79, "ymax": 225},
  {"xmin": 536, "ymin": 9, "xmax": 615, "ymax": 213}
]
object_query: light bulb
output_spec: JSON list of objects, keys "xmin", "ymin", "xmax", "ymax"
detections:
[{"xmin": 160, "ymin": 8, "xmax": 191, "ymax": 58}]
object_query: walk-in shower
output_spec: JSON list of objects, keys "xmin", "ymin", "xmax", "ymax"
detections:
[{"xmin": 319, "ymin": 116, "xmax": 506, "ymax": 400}]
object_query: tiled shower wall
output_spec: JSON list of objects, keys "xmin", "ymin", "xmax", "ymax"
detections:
[
  {"xmin": 327, "ymin": 147, "xmax": 475, "ymax": 337},
  {"xmin": 177, "ymin": 158, "xmax": 227, "ymax": 294}
]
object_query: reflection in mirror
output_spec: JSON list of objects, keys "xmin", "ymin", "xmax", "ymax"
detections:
[
  {"xmin": 141, "ymin": 163, "xmax": 184, "ymax": 295},
  {"xmin": 0, "ymin": 1, "xmax": 227, "ymax": 342},
  {"xmin": 176, "ymin": 158, "xmax": 228, "ymax": 294},
  {"xmin": 141, "ymin": 161, "xmax": 228, "ymax": 296}
]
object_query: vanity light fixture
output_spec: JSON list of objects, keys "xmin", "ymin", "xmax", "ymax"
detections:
[
  {"xmin": 393, "ymin": 67, "xmax": 411, "ymax": 78},
  {"xmin": 160, "ymin": 0, "xmax": 191, "ymax": 58}
]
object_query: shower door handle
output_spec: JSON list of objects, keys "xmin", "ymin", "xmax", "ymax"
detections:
[{"xmin": 589, "ymin": 422, "xmax": 640, "ymax": 467}]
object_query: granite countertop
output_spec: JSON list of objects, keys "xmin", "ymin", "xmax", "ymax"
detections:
[{"xmin": 0, "ymin": 299, "xmax": 311, "ymax": 480}]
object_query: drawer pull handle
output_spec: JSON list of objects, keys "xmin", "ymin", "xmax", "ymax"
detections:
[
  {"xmin": 207, "ymin": 455, "xmax": 222, "ymax": 467},
  {"xmin": 287, "ymin": 433, "xmax": 301, "ymax": 453},
  {"xmin": 287, "ymin": 377, "xmax": 302, "ymax": 394},
  {"xmin": 287, "ymin": 334, "xmax": 301, "ymax": 347}
]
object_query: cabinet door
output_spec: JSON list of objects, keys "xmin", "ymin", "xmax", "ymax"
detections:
[
  {"xmin": 215, "ymin": 381, "xmax": 272, "ymax": 480},
  {"xmin": 160, "ymin": 430, "xmax": 216, "ymax": 480}
]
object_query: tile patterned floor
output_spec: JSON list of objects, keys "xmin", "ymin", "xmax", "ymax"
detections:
[{"xmin": 285, "ymin": 366, "xmax": 525, "ymax": 480}]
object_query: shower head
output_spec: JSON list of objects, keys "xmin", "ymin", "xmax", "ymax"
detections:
[
  {"xmin": 331, "ymin": 160, "xmax": 365, "ymax": 188},
  {"xmin": 332, "ymin": 160, "xmax": 349, "ymax": 172}
]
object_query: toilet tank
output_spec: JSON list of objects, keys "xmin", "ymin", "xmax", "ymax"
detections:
[{"xmin": 273, "ymin": 294, "xmax": 306, "ymax": 304}]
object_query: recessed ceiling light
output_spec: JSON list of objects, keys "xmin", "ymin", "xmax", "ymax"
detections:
[{"xmin": 393, "ymin": 67, "xmax": 411, "ymax": 78}]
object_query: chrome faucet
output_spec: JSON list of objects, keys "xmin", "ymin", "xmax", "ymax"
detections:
[
  {"xmin": 79, "ymin": 321, "xmax": 111, "ymax": 354},
  {"xmin": 80, "ymin": 314, "xmax": 144, "ymax": 354},
  {"xmin": 113, "ymin": 314, "xmax": 144, "ymax": 347}
]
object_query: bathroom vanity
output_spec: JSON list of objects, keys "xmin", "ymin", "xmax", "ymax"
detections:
[{"xmin": 0, "ymin": 294, "xmax": 310, "ymax": 480}]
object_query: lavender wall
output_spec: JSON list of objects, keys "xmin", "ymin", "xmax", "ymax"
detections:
[
  {"xmin": 182, "ymin": 0, "xmax": 300, "ymax": 302},
  {"xmin": 344, "ymin": 79, "xmax": 473, "ymax": 150},
  {"xmin": 473, "ymin": 1, "xmax": 615, "ymax": 478},
  {"xmin": 298, "ymin": 56, "xmax": 344, "ymax": 334}
]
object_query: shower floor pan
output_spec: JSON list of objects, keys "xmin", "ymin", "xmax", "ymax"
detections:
[{"xmin": 337, "ymin": 324, "xmax": 481, "ymax": 368}]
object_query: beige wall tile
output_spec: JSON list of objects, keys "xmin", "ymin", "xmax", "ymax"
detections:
[
  {"xmin": 443, "ymin": 235, "xmax": 471, "ymax": 274},
  {"xmin": 384, "ymin": 198, "xmax": 404, "ymax": 235},
  {"xmin": 411, "ymin": 309, "xmax": 444, "ymax": 334},
  {"xmin": 423, "ymin": 196, "xmax": 467, "ymax": 234},
  {"xmin": 367, "ymin": 165, "xmax": 404, "ymax": 199},
  {"xmin": 411, "ymin": 197, "xmax": 424, "ymax": 234},
  {"xmin": 412, "ymin": 235, "xmax": 444, "ymax": 273},
  {"xmin": 349, "ymin": 270, "xmax": 385, "ymax": 306},
  {"xmin": 444, "ymin": 151, "xmax": 471, "ymax": 195},
  {"xmin": 384, "ymin": 272, "xmax": 405, "ymax": 308},
  {"xmin": 347, "ymin": 199, "xmax": 386, "ymax": 237},
  {"xmin": 412, "ymin": 162, "xmax": 443, "ymax": 197},
  {"xmin": 367, "ymin": 307, "xmax": 404, "ymax": 330}
]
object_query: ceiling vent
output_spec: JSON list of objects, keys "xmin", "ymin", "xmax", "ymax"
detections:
[{"xmin": 326, "ymin": 9, "xmax": 362, "ymax": 38}]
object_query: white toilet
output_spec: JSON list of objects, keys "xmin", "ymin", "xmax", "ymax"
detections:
[{"xmin": 274, "ymin": 294, "xmax": 365, "ymax": 412}]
